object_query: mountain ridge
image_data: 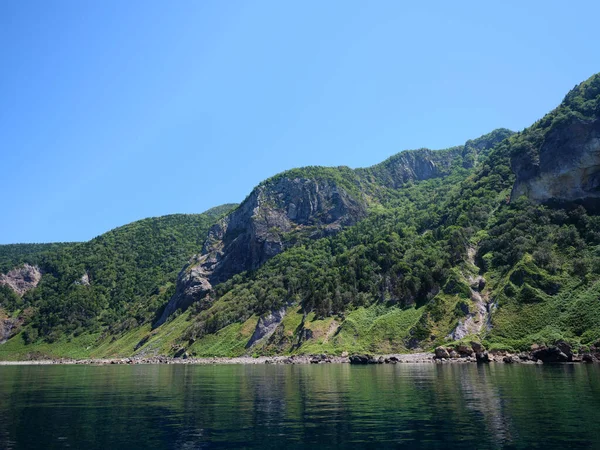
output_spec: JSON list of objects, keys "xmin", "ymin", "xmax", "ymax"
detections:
[
  {"xmin": 157, "ymin": 128, "xmax": 514, "ymax": 327},
  {"xmin": 2, "ymin": 73, "xmax": 600, "ymax": 360}
]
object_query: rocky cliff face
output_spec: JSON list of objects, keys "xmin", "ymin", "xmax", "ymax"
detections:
[
  {"xmin": 0, "ymin": 264, "xmax": 40, "ymax": 344},
  {"xmin": 0, "ymin": 264, "xmax": 42, "ymax": 296},
  {"xmin": 156, "ymin": 176, "xmax": 367, "ymax": 325},
  {"xmin": 0, "ymin": 314, "xmax": 22, "ymax": 344},
  {"xmin": 156, "ymin": 130, "xmax": 514, "ymax": 326},
  {"xmin": 512, "ymin": 117, "xmax": 600, "ymax": 205},
  {"xmin": 364, "ymin": 128, "xmax": 513, "ymax": 189},
  {"xmin": 245, "ymin": 307, "xmax": 287, "ymax": 348},
  {"xmin": 364, "ymin": 149, "xmax": 454, "ymax": 189}
]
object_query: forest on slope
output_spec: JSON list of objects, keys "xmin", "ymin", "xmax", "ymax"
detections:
[
  {"xmin": 0, "ymin": 205, "xmax": 236, "ymax": 347},
  {"xmin": 1, "ymin": 73, "xmax": 600, "ymax": 360}
]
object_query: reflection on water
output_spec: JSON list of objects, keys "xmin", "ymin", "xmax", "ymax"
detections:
[{"xmin": 1, "ymin": 363, "xmax": 599, "ymax": 449}]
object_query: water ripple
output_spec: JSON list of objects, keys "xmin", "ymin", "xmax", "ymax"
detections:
[{"xmin": 0, "ymin": 364, "xmax": 599, "ymax": 448}]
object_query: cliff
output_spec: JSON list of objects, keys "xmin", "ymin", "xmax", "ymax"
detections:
[
  {"xmin": 156, "ymin": 175, "xmax": 368, "ymax": 325},
  {"xmin": 511, "ymin": 74, "xmax": 600, "ymax": 206},
  {"xmin": 512, "ymin": 116, "xmax": 600, "ymax": 205},
  {"xmin": 157, "ymin": 129, "xmax": 512, "ymax": 325},
  {"xmin": 0, "ymin": 264, "xmax": 42, "ymax": 296}
]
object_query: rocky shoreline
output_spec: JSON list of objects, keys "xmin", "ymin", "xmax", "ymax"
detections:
[
  {"xmin": 1, "ymin": 341, "xmax": 599, "ymax": 366},
  {"xmin": 0, "ymin": 353, "xmax": 429, "ymax": 366},
  {"xmin": 431, "ymin": 340, "xmax": 600, "ymax": 365}
]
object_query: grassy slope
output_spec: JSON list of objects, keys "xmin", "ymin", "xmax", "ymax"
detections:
[
  {"xmin": 0, "ymin": 312, "xmax": 197, "ymax": 360},
  {"xmin": 0, "ymin": 304, "xmax": 423, "ymax": 359}
]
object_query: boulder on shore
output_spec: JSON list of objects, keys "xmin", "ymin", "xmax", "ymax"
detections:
[
  {"xmin": 531, "ymin": 346, "xmax": 569, "ymax": 363},
  {"xmin": 349, "ymin": 354, "xmax": 376, "ymax": 364},
  {"xmin": 434, "ymin": 347, "xmax": 450, "ymax": 359},
  {"xmin": 582, "ymin": 354, "xmax": 595, "ymax": 363},
  {"xmin": 456, "ymin": 344, "xmax": 474, "ymax": 357},
  {"xmin": 470, "ymin": 341, "xmax": 485, "ymax": 353},
  {"xmin": 556, "ymin": 341, "xmax": 573, "ymax": 362},
  {"xmin": 503, "ymin": 355, "xmax": 520, "ymax": 364},
  {"xmin": 476, "ymin": 351, "xmax": 490, "ymax": 363}
]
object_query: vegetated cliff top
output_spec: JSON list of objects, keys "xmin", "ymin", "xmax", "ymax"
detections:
[
  {"xmin": 509, "ymin": 73, "xmax": 600, "ymax": 162},
  {"xmin": 0, "ymin": 243, "xmax": 75, "ymax": 274},
  {"xmin": 508, "ymin": 73, "xmax": 600, "ymax": 204},
  {"xmin": 253, "ymin": 128, "xmax": 514, "ymax": 202}
]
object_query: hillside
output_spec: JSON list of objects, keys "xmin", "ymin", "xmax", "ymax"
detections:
[
  {"xmin": 0, "ymin": 205, "xmax": 236, "ymax": 348},
  {"xmin": 0, "ymin": 243, "xmax": 75, "ymax": 273},
  {"xmin": 1, "ymin": 73, "xmax": 600, "ymax": 360}
]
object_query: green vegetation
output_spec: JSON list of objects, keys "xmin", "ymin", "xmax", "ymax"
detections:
[
  {"xmin": 0, "ymin": 205, "xmax": 236, "ymax": 346},
  {"xmin": 179, "ymin": 75, "xmax": 600, "ymax": 355},
  {"xmin": 0, "ymin": 243, "xmax": 75, "ymax": 273},
  {"xmin": 182, "ymin": 128, "xmax": 514, "ymax": 350},
  {"xmin": 261, "ymin": 165, "xmax": 364, "ymax": 202},
  {"xmin": 2, "ymin": 74, "xmax": 600, "ymax": 359}
]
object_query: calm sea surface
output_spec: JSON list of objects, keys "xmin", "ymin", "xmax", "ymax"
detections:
[{"xmin": 0, "ymin": 363, "xmax": 599, "ymax": 449}]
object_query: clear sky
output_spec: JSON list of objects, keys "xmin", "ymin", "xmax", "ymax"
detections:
[{"xmin": 1, "ymin": 1, "xmax": 598, "ymax": 244}]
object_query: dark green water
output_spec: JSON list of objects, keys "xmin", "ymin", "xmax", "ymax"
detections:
[{"xmin": 1, "ymin": 364, "xmax": 599, "ymax": 449}]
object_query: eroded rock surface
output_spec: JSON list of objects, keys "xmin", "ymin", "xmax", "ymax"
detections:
[
  {"xmin": 74, "ymin": 272, "xmax": 90, "ymax": 286},
  {"xmin": 156, "ymin": 177, "xmax": 367, "ymax": 325},
  {"xmin": 447, "ymin": 247, "xmax": 493, "ymax": 341},
  {"xmin": 0, "ymin": 315, "xmax": 22, "ymax": 344},
  {"xmin": 156, "ymin": 130, "xmax": 512, "ymax": 326},
  {"xmin": 0, "ymin": 264, "xmax": 42, "ymax": 296},
  {"xmin": 512, "ymin": 117, "xmax": 600, "ymax": 204},
  {"xmin": 246, "ymin": 308, "xmax": 287, "ymax": 348}
]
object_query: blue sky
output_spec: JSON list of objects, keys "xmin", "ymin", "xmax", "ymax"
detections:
[{"xmin": 1, "ymin": 1, "xmax": 598, "ymax": 244}]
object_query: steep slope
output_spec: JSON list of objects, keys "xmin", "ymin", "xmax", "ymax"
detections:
[
  {"xmin": 3, "ymin": 74, "xmax": 600, "ymax": 360},
  {"xmin": 0, "ymin": 243, "xmax": 75, "ymax": 273},
  {"xmin": 170, "ymin": 74, "xmax": 600, "ymax": 357},
  {"xmin": 157, "ymin": 170, "xmax": 369, "ymax": 325},
  {"xmin": 511, "ymin": 75, "xmax": 600, "ymax": 206},
  {"xmin": 0, "ymin": 264, "xmax": 42, "ymax": 296},
  {"xmin": 157, "ymin": 130, "xmax": 511, "ymax": 326},
  {"xmin": 0, "ymin": 204, "xmax": 236, "ymax": 345},
  {"xmin": 360, "ymin": 129, "xmax": 511, "ymax": 189},
  {"xmin": 399, "ymin": 73, "xmax": 600, "ymax": 351}
]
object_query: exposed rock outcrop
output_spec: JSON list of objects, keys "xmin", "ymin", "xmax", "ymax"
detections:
[
  {"xmin": 364, "ymin": 149, "xmax": 455, "ymax": 189},
  {"xmin": 0, "ymin": 264, "xmax": 42, "ymax": 296},
  {"xmin": 246, "ymin": 308, "xmax": 287, "ymax": 348},
  {"xmin": 512, "ymin": 117, "xmax": 600, "ymax": 205},
  {"xmin": 475, "ymin": 351, "xmax": 490, "ymax": 363},
  {"xmin": 74, "ymin": 272, "xmax": 90, "ymax": 286},
  {"xmin": 156, "ymin": 130, "xmax": 512, "ymax": 326},
  {"xmin": 0, "ymin": 316, "xmax": 22, "ymax": 344},
  {"xmin": 349, "ymin": 354, "xmax": 378, "ymax": 364},
  {"xmin": 365, "ymin": 129, "xmax": 513, "ymax": 189},
  {"xmin": 156, "ymin": 177, "xmax": 367, "ymax": 325},
  {"xmin": 0, "ymin": 265, "xmax": 42, "ymax": 344},
  {"xmin": 0, "ymin": 308, "xmax": 26, "ymax": 344},
  {"xmin": 447, "ymin": 247, "xmax": 492, "ymax": 341},
  {"xmin": 531, "ymin": 344, "xmax": 571, "ymax": 363},
  {"xmin": 434, "ymin": 346, "xmax": 450, "ymax": 359}
]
